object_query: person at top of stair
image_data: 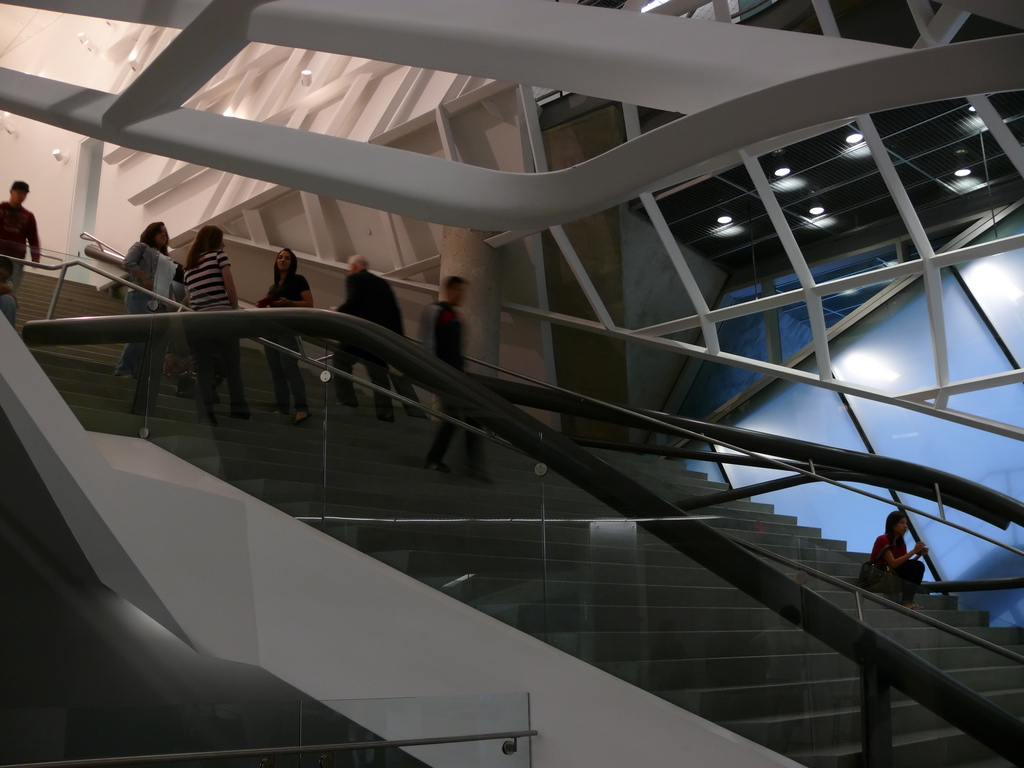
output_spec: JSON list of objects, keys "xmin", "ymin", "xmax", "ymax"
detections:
[
  {"xmin": 182, "ymin": 225, "xmax": 250, "ymax": 425},
  {"xmin": 0, "ymin": 256, "xmax": 17, "ymax": 327},
  {"xmin": 421, "ymin": 276, "xmax": 488, "ymax": 481},
  {"xmin": 871, "ymin": 510, "xmax": 928, "ymax": 609},
  {"xmin": 332, "ymin": 254, "xmax": 423, "ymax": 423},
  {"xmin": 113, "ymin": 221, "xmax": 176, "ymax": 377},
  {"xmin": 258, "ymin": 247, "xmax": 313, "ymax": 426},
  {"xmin": 0, "ymin": 181, "xmax": 41, "ymax": 292}
]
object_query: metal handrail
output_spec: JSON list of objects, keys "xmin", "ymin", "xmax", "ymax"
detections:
[
  {"xmin": 0, "ymin": 729, "xmax": 538, "ymax": 768},
  {"xmin": 477, "ymin": 375, "xmax": 1024, "ymax": 538},
  {"xmin": 31, "ymin": 252, "xmax": 499, "ymax": 444},
  {"xmin": 19, "ymin": 309, "xmax": 1024, "ymax": 766},
  {"xmin": 469, "ymin": 357, "xmax": 1024, "ymax": 529},
  {"xmin": 29, "ymin": 258, "xmax": 1024, "ymax": 559},
  {"xmin": 731, "ymin": 533, "xmax": 1024, "ymax": 667}
]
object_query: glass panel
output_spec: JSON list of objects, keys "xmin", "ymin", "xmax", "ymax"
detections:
[
  {"xmin": 0, "ymin": 694, "xmax": 529, "ymax": 767},
  {"xmin": 958, "ymin": 247, "xmax": 1024, "ymax": 365},
  {"xmin": 796, "ymin": 564, "xmax": 1024, "ymax": 768},
  {"xmin": 305, "ymin": 694, "xmax": 530, "ymax": 768}
]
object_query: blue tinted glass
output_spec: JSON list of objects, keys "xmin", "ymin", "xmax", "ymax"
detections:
[
  {"xmin": 958, "ymin": 247, "xmax": 1024, "ymax": 365},
  {"xmin": 718, "ymin": 379, "xmax": 886, "ymax": 548},
  {"xmin": 833, "ymin": 274, "xmax": 1024, "ymax": 600}
]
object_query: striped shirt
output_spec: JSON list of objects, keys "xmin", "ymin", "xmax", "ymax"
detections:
[{"xmin": 184, "ymin": 250, "xmax": 233, "ymax": 311}]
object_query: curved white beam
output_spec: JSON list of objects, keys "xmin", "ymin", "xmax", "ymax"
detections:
[
  {"xmin": 0, "ymin": 33, "xmax": 1022, "ymax": 231},
  {"xmin": 2, "ymin": 0, "xmax": 908, "ymax": 117}
]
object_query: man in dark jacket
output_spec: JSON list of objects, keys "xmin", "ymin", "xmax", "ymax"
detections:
[
  {"xmin": 421, "ymin": 276, "xmax": 485, "ymax": 478},
  {"xmin": 0, "ymin": 181, "xmax": 42, "ymax": 291},
  {"xmin": 333, "ymin": 255, "xmax": 421, "ymax": 421}
]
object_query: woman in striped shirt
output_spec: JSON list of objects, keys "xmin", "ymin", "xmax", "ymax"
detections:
[{"xmin": 183, "ymin": 225, "xmax": 250, "ymax": 424}]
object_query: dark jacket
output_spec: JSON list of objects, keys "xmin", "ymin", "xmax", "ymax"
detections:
[
  {"xmin": 420, "ymin": 301, "xmax": 463, "ymax": 371},
  {"xmin": 337, "ymin": 269, "xmax": 403, "ymax": 335}
]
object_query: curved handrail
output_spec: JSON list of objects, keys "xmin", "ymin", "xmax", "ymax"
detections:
[
  {"xmin": 477, "ymin": 376, "xmax": 1024, "ymax": 531},
  {"xmin": 19, "ymin": 309, "xmax": 1024, "ymax": 765}
]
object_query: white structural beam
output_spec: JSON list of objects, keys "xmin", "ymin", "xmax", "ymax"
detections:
[
  {"xmin": 969, "ymin": 94, "xmax": 1024, "ymax": 182},
  {"xmin": 909, "ymin": 1, "xmax": 969, "ymax": 48},
  {"xmin": 242, "ymin": 209, "xmax": 270, "ymax": 246},
  {"xmin": 635, "ymin": 230, "xmax": 1024, "ymax": 339},
  {"xmin": 622, "ymin": 102, "xmax": 719, "ymax": 352},
  {"xmin": 937, "ymin": 0, "xmax": 1024, "ymax": 28},
  {"xmin": 740, "ymin": 149, "xmax": 833, "ymax": 381},
  {"xmin": 3, "ymin": 31, "xmax": 1022, "ymax": 232},
  {"xmin": 0, "ymin": 0, "xmax": 937, "ymax": 117},
  {"xmin": 384, "ymin": 254, "xmax": 440, "ymax": 279},
  {"xmin": 638, "ymin": 192, "xmax": 721, "ymax": 353},
  {"xmin": 856, "ymin": 117, "xmax": 950, "ymax": 393},
  {"xmin": 548, "ymin": 227, "xmax": 617, "ymax": 330},
  {"xmin": 435, "ymin": 106, "xmax": 460, "ymax": 163},
  {"xmin": 503, "ymin": 300, "xmax": 1024, "ymax": 441},
  {"xmin": 101, "ymin": 0, "xmax": 265, "ymax": 129}
]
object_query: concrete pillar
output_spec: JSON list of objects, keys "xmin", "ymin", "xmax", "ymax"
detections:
[{"xmin": 439, "ymin": 226, "xmax": 501, "ymax": 368}]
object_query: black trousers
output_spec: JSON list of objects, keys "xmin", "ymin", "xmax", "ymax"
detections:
[
  {"xmin": 426, "ymin": 401, "xmax": 481, "ymax": 469},
  {"xmin": 893, "ymin": 560, "xmax": 925, "ymax": 604},
  {"xmin": 332, "ymin": 345, "xmax": 421, "ymax": 420}
]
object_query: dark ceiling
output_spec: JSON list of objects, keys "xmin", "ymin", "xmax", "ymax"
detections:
[{"xmin": 647, "ymin": 92, "xmax": 1024, "ymax": 277}]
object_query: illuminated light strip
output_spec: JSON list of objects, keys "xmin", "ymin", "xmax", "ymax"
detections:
[{"xmin": 294, "ymin": 515, "xmax": 724, "ymax": 524}]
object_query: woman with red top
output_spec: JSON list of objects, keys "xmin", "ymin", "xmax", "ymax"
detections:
[{"xmin": 871, "ymin": 510, "xmax": 928, "ymax": 609}]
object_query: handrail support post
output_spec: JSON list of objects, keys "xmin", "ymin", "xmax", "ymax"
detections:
[
  {"xmin": 860, "ymin": 660, "xmax": 894, "ymax": 768},
  {"xmin": 45, "ymin": 262, "xmax": 70, "ymax": 320},
  {"xmin": 935, "ymin": 482, "xmax": 945, "ymax": 521}
]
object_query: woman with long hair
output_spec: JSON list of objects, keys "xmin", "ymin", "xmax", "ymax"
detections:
[
  {"xmin": 182, "ymin": 225, "xmax": 250, "ymax": 424},
  {"xmin": 260, "ymin": 248, "xmax": 314, "ymax": 425},
  {"xmin": 114, "ymin": 221, "xmax": 172, "ymax": 377},
  {"xmin": 870, "ymin": 510, "xmax": 929, "ymax": 609}
]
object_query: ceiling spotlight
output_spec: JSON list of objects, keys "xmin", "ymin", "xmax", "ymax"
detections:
[
  {"xmin": 954, "ymin": 168, "xmax": 971, "ymax": 177},
  {"xmin": 968, "ymin": 105, "xmax": 976, "ymax": 113},
  {"xmin": 717, "ymin": 215, "xmax": 733, "ymax": 225},
  {"xmin": 52, "ymin": 148, "xmax": 69, "ymax": 164},
  {"xmin": 77, "ymin": 32, "xmax": 88, "ymax": 44},
  {"xmin": 774, "ymin": 167, "xmax": 791, "ymax": 178},
  {"xmin": 300, "ymin": 69, "xmax": 313, "ymax": 87},
  {"xmin": 846, "ymin": 132, "xmax": 863, "ymax": 144},
  {"xmin": 809, "ymin": 206, "xmax": 825, "ymax": 216}
]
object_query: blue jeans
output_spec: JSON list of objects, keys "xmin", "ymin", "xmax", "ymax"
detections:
[
  {"xmin": 0, "ymin": 294, "xmax": 16, "ymax": 326},
  {"xmin": 114, "ymin": 289, "xmax": 162, "ymax": 376}
]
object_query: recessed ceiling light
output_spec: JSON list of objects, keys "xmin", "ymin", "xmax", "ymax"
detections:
[
  {"xmin": 954, "ymin": 168, "xmax": 971, "ymax": 177},
  {"xmin": 717, "ymin": 215, "xmax": 733, "ymax": 225},
  {"xmin": 774, "ymin": 167, "xmax": 791, "ymax": 178},
  {"xmin": 809, "ymin": 206, "xmax": 825, "ymax": 216},
  {"xmin": 846, "ymin": 133, "xmax": 863, "ymax": 144}
]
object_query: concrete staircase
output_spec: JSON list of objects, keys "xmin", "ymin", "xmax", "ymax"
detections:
[{"xmin": 14, "ymin": 273, "xmax": 1024, "ymax": 768}]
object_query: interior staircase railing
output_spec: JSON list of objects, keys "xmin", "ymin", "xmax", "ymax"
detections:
[{"xmin": 20, "ymin": 308, "xmax": 1024, "ymax": 767}]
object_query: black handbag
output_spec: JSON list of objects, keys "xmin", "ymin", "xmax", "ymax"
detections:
[{"xmin": 857, "ymin": 545, "xmax": 901, "ymax": 593}]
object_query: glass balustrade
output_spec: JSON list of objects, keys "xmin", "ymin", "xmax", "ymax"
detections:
[{"xmin": 10, "ymin": 265, "xmax": 1024, "ymax": 767}]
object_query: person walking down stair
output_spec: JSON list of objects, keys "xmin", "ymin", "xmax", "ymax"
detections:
[
  {"xmin": 0, "ymin": 256, "xmax": 18, "ymax": 327},
  {"xmin": 259, "ymin": 248, "xmax": 313, "ymax": 426},
  {"xmin": 182, "ymin": 226, "xmax": 250, "ymax": 425},
  {"xmin": 113, "ymin": 221, "xmax": 175, "ymax": 378},
  {"xmin": 333, "ymin": 254, "xmax": 422, "ymax": 422},
  {"xmin": 421, "ymin": 276, "xmax": 487, "ymax": 480},
  {"xmin": 0, "ymin": 181, "xmax": 41, "ymax": 291}
]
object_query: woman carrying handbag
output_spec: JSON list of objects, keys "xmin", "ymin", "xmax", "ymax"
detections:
[{"xmin": 868, "ymin": 510, "xmax": 929, "ymax": 609}]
